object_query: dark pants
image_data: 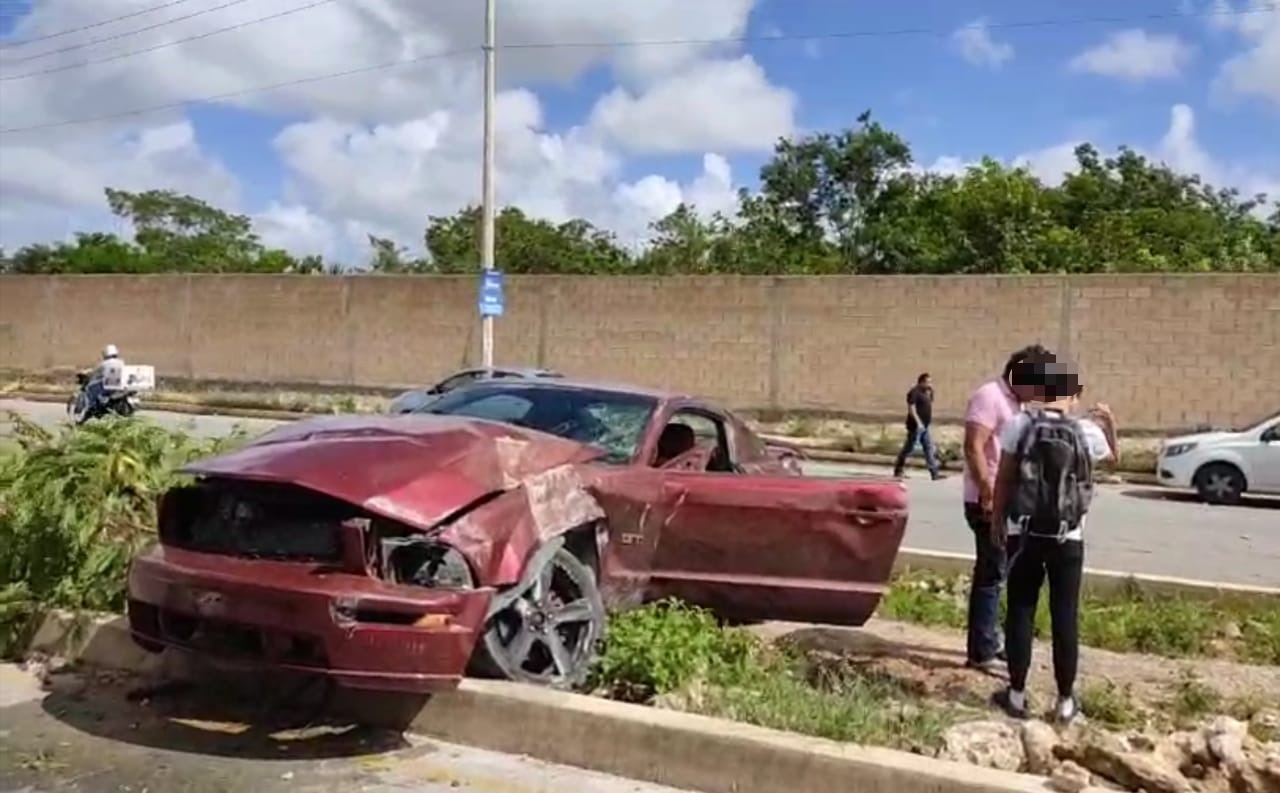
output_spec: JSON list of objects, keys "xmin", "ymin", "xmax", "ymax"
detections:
[
  {"xmin": 1004, "ymin": 534, "xmax": 1084, "ymax": 696},
  {"xmin": 894, "ymin": 424, "xmax": 939, "ymax": 476},
  {"xmin": 964, "ymin": 502, "xmax": 1007, "ymax": 663}
]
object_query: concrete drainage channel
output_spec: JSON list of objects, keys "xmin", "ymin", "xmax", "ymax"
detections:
[{"xmin": 26, "ymin": 554, "xmax": 1280, "ymax": 793}]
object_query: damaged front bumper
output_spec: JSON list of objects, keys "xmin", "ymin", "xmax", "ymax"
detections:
[{"xmin": 126, "ymin": 545, "xmax": 492, "ymax": 693}]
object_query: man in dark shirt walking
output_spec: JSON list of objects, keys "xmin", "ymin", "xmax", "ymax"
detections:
[{"xmin": 894, "ymin": 373, "xmax": 945, "ymax": 480}]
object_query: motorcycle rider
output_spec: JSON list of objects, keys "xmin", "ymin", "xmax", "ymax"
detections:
[{"xmin": 85, "ymin": 344, "xmax": 125, "ymax": 410}]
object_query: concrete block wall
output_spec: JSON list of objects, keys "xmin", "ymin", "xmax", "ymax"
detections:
[{"xmin": 2, "ymin": 273, "xmax": 1276, "ymax": 430}]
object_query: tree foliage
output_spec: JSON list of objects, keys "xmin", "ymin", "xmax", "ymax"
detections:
[
  {"xmin": 0, "ymin": 413, "xmax": 245, "ymax": 656},
  {"xmin": 2, "ymin": 114, "xmax": 1275, "ymax": 275}
]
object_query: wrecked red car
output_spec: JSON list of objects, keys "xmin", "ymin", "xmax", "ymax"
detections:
[{"xmin": 127, "ymin": 379, "xmax": 909, "ymax": 693}]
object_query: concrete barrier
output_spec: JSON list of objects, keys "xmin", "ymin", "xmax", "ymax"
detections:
[
  {"xmin": 895, "ymin": 547, "xmax": 1280, "ymax": 603},
  {"xmin": 27, "ymin": 613, "xmax": 1103, "ymax": 793}
]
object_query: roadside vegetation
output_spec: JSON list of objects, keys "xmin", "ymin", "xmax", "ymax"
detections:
[
  {"xmin": 589, "ymin": 598, "xmax": 964, "ymax": 752},
  {"xmin": 883, "ymin": 570, "xmax": 1280, "ymax": 665},
  {"xmin": 0, "ymin": 412, "xmax": 245, "ymax": 657}
]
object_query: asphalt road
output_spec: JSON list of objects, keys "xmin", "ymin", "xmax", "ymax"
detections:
[
  {"xmin": 0, "ymin": 664, "xmax": 696, "ymax": 793},
  {"xmin": 4, "ymin": 399, "xmax": 1278, "ymax": 587}
]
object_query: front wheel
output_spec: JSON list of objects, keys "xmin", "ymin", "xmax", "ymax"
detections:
[
  {"xmin": 1194, "ymin": 462, "xmax": 1245, "ymax": 505},
  {"xmin": 111, "ymin": 397, "xmax": 137, "ymax": 418},
  {"xmin": 472, "ymin": 546, "xmax": 606, "ymax": 690}
]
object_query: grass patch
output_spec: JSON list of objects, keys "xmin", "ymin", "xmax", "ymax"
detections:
[
  {"xmin": 1167, "ymin": 671, "xmax": 1223, "ymax": 726},
  {"xmin": 591, "ymin": 599, "xmax": 958, "ymax": 752},
  {"xmin": 1079, "ymin": 680, "xmax": 1144, "ymax": 728},
  {"xmin": 881, "ymin": 570, "xmax": 1280, "ymax": 663}
]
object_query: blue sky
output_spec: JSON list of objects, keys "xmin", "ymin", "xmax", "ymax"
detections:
[{"xmin": 0, "ymin": 0, "xmax": 1276, "ymax": 259}]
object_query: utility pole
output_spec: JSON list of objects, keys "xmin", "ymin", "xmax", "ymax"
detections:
[{"xmin": 479, "ymin": 0, "xmax": 497, "ymax": 368}]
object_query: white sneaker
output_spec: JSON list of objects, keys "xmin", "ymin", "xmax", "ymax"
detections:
[{"xmin": 1055, "ymin": 695, "xmax": 1080, "ymax": 725}]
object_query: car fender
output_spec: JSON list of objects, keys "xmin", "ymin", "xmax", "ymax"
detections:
[
  {"xmin": 435, "ymin": 462, "xmax": 607, "ymax": 589},
  {"xmin": 1189, "ymin": 448, "xmax": 1252, "ymax": 483}
]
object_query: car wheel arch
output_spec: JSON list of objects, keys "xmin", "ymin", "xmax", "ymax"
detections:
[{"xmin": 1193, "ymin": 460, "xmax": 1248, "ymax": 502}]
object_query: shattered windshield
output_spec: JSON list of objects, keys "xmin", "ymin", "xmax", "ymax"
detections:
[{"xmin": 418, "ymin": 383, "xmax": 657, "ymax": 464}]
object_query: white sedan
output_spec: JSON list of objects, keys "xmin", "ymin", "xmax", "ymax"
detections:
[{"xmin": 1156, "ymin": 411, "xmax": 1280, "ymax": 504}]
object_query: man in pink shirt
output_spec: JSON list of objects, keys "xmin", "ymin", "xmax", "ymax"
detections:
[{"xmin": 962, "ymin": 343, "xmax": 1054, "ymax": 671}]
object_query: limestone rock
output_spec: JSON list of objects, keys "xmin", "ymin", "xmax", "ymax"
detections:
[
  {"xmin": 1047, "ymin": 760, "xmax": 1093, "ymax": 792},
  {"xmin": 1022, "ymin": 720, "xmax": 1061, "ymax": 775},
  {"xmin": 940, "ymin": 720, "xmax": 1025, "ymax": 772}
]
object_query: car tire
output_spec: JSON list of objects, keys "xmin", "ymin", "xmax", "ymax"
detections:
[
  {"xmin": 472, "ymin": 546, "xmax": 607, "ymax": 690},
  {"xmin": 1193, "ymin": 462, "xmax": 1246, "ymax": 505}
]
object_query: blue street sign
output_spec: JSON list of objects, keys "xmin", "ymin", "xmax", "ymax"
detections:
[{"xmin": 478, "ymin": 270, "xmax": 504, "ymax": 317}]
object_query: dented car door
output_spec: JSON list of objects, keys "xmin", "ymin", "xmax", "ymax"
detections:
[{"xmin": 645, "ymin": 471, "xmax": 909, "ymax": 626}]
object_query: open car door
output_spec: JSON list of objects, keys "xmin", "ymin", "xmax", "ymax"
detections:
[{"xmin": 645, "ymin": 469, "xmax": 909, "ymax": 626}]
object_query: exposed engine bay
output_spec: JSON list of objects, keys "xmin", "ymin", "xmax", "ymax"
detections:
[{"xmin": 160, "ymin": 478, "xmax": 479, "ymax": 591}]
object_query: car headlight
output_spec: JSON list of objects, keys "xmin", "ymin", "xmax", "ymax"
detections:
[{"xmin": 1162, "ymin": 442, "xmax": 1197, "ymax": 457}]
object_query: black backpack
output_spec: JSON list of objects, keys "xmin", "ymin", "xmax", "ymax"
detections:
[{"xmin": 1007, "ymin": 409, "xmax": 1094, "ymax": 541}]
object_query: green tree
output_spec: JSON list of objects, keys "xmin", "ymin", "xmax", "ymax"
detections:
[{"xmin": 424, "ymin": 206, "xmax": 631, "ymax": 274}]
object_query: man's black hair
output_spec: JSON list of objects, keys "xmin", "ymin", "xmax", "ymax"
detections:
[
  {"xmin": 1002, "ymin": 343, "xmax": 1054, "ymax": 386},
  {"xmin": 917, "ymin": 372, "xmax": 930, "ymax": 385}
]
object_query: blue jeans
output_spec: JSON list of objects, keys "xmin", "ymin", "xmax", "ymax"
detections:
[
  {"xmin": 965, "ymin": 502, "xmax": 1007, "ymax": 663},
  {"xmin": 894, "ymin": 425, "xmax": 939, "ymax": 476}
]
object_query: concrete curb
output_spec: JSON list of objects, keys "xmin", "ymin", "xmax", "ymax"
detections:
[
  {"xmin": 895, "ymin": 547, "xmax": 1280, "ymax": 603},
  {"xmin": 30, "ymin": 613, "xmax": 1102, "ymax": 793},
  {"xmin": 6, "ymin": 390, "xmax": 1160, "ymax": 482}
]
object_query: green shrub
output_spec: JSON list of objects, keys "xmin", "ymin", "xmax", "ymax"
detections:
[
  {"xmin": 592, "ymin": 599, "xmax": 955, "ymax": 751},
  {"xmin": 0, "ymin": 412, "xmax": 245, "ymax": 657},
  {"xmin": 590, "ymin": 598, "xmax": 758, "ymax": 699}
]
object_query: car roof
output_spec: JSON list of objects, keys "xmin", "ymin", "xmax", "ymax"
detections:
[{"xmin": 446, "ymin": 375, "xmax": 691, "ymax": 402}]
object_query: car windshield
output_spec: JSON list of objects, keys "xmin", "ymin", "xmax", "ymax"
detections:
[{"xmin": 417, "ymin": 384, "xmax": 656, "ymax": 464}]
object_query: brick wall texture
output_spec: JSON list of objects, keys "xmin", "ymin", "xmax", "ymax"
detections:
[{"xmin": 1, "ymin": 274, "xmax": 1277, "ymax": 430}]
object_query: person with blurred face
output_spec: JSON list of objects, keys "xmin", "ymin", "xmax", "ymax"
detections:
[
  {"xmin": 991, "ymin": 360, "xmax": 1117, "ymax": 724},
  {"xmin": 960, "ymin": 343, "xmax": 1054, "ymax": 672}
]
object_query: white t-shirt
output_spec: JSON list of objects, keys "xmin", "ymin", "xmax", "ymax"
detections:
[{"xmin": 997, "ymin": 410, "xmax": 1112, "ymax": 542}]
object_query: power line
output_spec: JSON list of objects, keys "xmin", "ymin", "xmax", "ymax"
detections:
[
  {"xmin": 0, "ymin": 3, "xmax": 1275, "ymax": 134},
  {"xmin": 3, "ymin": 0, "xmax": 255, "ymax": 63},
  {"xmin": 0, "ymin": 47, "xmax": 475, "ymax": 134},
  {"xmin": 0, "ymin": 0, "xmax": 200, "ymax": 50},
  {"xmin": 4, "ymin": 0, "xmax": 1274, "ymax": 80},
  {"xmin": 0, "ymin": 0, "xmax": 337, "ymax": 80}
]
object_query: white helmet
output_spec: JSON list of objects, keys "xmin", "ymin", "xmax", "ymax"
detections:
[{"xmin": 102, "ymin": 344, "xmax": 119, "ymax": 359}]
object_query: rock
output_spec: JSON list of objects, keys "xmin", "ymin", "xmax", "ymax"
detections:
[
  {"xmin": 1047, "ymin": 761, "xmax": 1093, "ymax": 792},
  {"xmin": 1158, "ymin": 729, "xmax": 1213, "ymax": 775},
  {"xmin": 940, "ymin": 720, "xmax": 1025, "ymax": 772},
  {"xmin": 1059, "ymin": 727, "xmax": 1193, "ymax": 793},
  {"xmin": 1022, "ymin": 720, "xmax": 1061, "ymax": 775},
  {"xmin": 1250, "ymin": 710, "xmax": 1280, "ymax": 743},
  {"xmin": 1222, "ymin": 622, "xmax": 1243, "ymax": 640},
  {"xmin": 1203, "ymin": 716, "xmax": 1249, "ymax": 767}
]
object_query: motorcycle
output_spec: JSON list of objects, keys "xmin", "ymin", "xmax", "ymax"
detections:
[{"xmin": 67, "ymin": 369, "xmax": 140, "ymax": 424}]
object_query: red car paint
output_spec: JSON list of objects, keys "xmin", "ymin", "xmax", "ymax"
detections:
[{"xmin": 127, "ymin": 379, "xmax": 909, "ymax": 693}]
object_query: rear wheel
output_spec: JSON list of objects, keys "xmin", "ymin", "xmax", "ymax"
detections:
[
  {"xmin": 472, "ymin": 546, "xmax": 606, "ymax": 690},
  {"xmin": 1194, "ymin": 462, "xmax": 1245, "ymax": 505}
]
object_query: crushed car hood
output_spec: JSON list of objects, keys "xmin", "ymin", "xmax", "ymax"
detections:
[{"xmin": 182, "ymin": 414, "xmax": 604, "ymax": 530}]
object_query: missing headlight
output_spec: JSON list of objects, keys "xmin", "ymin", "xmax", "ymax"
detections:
[{"xmin": 386, "ymin": 540, "xmax": 476, "ymax": 590}]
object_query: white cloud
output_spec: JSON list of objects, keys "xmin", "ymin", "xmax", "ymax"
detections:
[
  {"xmin": 0, "ymin": 0, "xmax": 787, "ymax": 259},
  {"xmin": 588, "ymin": 56, "xmax": 795, "ymax": 154},
  {"xmin": 1068, "ymin": 29, "xmax": 1195, "ymax": 81},
  {"xmin": 0, "ymin": 119, "xmax": 239, "ymax": 249},
  {"xmin": 1211, "ymin": 0, "xmax": 1280, "ymax": 108},
  {"xmin": 951, "ymin": 18, "xmax": 1015, "ymax": 69},
  {"xmin": 925, "ymin": 105, "xmax": 1277, "ymax": 211}
]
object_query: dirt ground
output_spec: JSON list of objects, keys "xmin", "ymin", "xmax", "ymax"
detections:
[{"xmin": 752, "ymin": 618, "xmax": 1280, "ymax": 725}]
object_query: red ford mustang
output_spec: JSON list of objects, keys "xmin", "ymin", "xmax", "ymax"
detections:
[{"xmin": 127, "ymin": 378, "xmax": 909, "ymax": 692}]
